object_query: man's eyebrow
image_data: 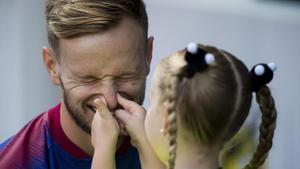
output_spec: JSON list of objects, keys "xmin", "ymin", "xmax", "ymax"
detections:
[
  {"xmin": 75, "ymin": 74, "xmax": 98, "ymax": 80},
  {"xmin": 118, "ymin": 72, "xmax": 145, "ymax": 79},
  {"xmin": 119, "ymin": 72, "xmax": 138, "ymax": 76}
]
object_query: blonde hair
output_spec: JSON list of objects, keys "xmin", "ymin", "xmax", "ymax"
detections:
[
  {"xmin": 157, "ymin": 44, "xmax": 277, "ymax": 169},
  {"xmin": 45, "ymin": 0, "xmax": 148, "ymax": 56}
]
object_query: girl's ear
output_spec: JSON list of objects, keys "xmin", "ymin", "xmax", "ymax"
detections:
[{"xmin": 162, "ymin": 101, "xmax": 170, "ymax": 136}]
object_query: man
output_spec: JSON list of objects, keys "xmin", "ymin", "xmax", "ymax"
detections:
[{"xmin": 0, "ymin": 0, "xmax": 153, "ymax": 168}]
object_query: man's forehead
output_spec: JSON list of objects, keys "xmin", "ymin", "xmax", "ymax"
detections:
[
  {"xmin": 59, "ymin": 17, "xmax": 145, "ymax": 49},
  {"xmin": 58, "ymin": 36, "xmax": 145, "ymax": 66}
]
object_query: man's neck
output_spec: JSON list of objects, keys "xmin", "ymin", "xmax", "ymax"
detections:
[{"xmin": 60, "ymin": 103, "xmax": 94, "ymax": 156}]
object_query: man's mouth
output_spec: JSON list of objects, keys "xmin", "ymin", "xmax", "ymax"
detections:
[
  {"xmin": 87, "ymin": 105, "xmax": 97, "ymax": 113},
  {"xmin": 87, "ymin": 105, "xmax": 117, "ymax": 117},
  {"xmin": 87, "ymin": 104, "xmax": 128, "ymax": 136}
]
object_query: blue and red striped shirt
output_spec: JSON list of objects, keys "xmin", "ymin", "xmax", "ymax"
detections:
[{"xmin": 0, "ymin": 104, "xmax": 141, "ymax": 169}]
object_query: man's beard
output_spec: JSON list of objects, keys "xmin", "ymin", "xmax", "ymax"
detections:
[
  {"xmin": 62, "ymin": 83, "xmax": 92, "ymax": 134},
  {"xmin": 59, "ymin": 77, "xmax": 146, "ymax": 135}
]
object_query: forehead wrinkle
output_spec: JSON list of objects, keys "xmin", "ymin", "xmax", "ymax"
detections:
[
  {"xmin": 57, "ymin": 17, "xmax": 146, "ymax": 78},
  {"xmin": 59, "ymin": 38, "xmax": 142, "ymax": 73}
]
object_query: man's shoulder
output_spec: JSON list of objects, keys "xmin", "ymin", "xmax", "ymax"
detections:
[
  {"xmin": 0, "ymin": 110, "xmax": 49, "ymax": 149},
  {"xmin": 0, "ymin": 137, "xmax": 14, "ymax": 152},
  {"xmin": 0, "ymin": 104, "xmax": 59, "ymax": 169}
]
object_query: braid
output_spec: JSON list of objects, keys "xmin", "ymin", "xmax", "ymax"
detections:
[
  {"xmin": 243, "ymin": 86, "xmax": 277, "ymax": 169},
  {"xmin": 165, "ymin": 72, "xmax": 181, "ymax": 169}
]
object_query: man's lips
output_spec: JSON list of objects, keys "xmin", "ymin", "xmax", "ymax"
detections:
[
  {"xmin": 87, "ymin": 105, "xmax": 97, "ymax": 113},
  {"xmin": 87, "ymin": 104, "xmax": 117, "ymax": 117}
]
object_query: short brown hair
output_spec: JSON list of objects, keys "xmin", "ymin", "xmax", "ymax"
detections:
[{"xmin": 45, "ymin": 0, "xmax": 148, "ymax": 55}]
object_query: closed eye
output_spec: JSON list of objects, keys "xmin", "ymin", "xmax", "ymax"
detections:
[
  {"xmin": 117, "ymin": 74, "xmax": 142, "ymax": 82},
  {"xmin": 78, "ymin": 78, "xmax": 99, "ymax": 85}
]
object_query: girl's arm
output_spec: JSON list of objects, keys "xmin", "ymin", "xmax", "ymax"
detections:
[
  {"xmin": 92, "ymin": 142, "xmax": 116, "ymax": 169},
  {"xmin": 91, "ymin": 99, "xmax": 119, "ymax": 169},
  {"xmin": 116, "ymin": 94, "xmax": 165, "ymax": 169},
  {"xmin": 135, "ymin": 135, "xmax": 165, "ymax": 169}
]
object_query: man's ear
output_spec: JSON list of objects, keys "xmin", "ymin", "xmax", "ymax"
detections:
[
  {"xmin": 42, "ymin": 47, "xmax": 60, "ymax": 86},
  {"xmin": 145, "ymin": 36, "xmax": 154, "ymax": 75}
]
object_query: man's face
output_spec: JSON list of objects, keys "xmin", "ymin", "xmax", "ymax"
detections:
[{"xmin": 55, "ymin": 17, "xmax": 152, "ymax": 134}]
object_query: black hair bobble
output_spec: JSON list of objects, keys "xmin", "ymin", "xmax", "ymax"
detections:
[
  {"xmin": 184, "ymin": 43, "xmax": 215, "ymax": 78},
  {"xmin": 250, "ymin": 63, "xmax": 277, "ymax": 92}
]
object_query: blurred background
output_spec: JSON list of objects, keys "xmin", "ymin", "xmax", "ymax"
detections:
[{"xmin": 0, "ymin": 0, "xmax": 299, "ymax": 168}]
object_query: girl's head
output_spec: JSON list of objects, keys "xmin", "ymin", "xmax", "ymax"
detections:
[{"xmin": 145, "ymin": 43, "xmax": 277, "ymax": 169}]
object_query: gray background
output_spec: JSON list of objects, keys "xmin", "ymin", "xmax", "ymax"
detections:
[{"xmin": 1, "ymin": 0, "xmax": 299, "ymax": 169}]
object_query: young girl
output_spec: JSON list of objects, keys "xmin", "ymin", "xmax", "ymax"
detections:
[{"xmin": 91, "ymin": 43, "xmax": 277, "ymax": 169}]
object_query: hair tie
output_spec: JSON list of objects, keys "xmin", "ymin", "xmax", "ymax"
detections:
[
  {"xmin": 185, "ymin": 42, "xmax": 215, "ymax": 78},
  {"xmin": 250, "ymin": 62, "xmax": 277, "ymax": 92}
]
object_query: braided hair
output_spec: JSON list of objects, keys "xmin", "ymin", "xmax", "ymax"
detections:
[{"xmin": 156, "ymin": 43, "xmax": 277, "ymax": 169}]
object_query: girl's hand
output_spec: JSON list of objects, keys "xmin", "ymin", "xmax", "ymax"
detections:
[
  {"xmin": 91, "ymin": 99, "xmax": 119, "ymax": 149},
  {"xmin": 115, "ymin": 94, "xmax": 147, "ymax": 147},
  {"xmin": 116, "ymin": 94, "xmax": 166, "ymax": 169}
]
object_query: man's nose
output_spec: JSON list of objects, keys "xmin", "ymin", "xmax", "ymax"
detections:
[{"xmin": 99, "ymin": 81, "xmax": 118, "ymax": 111}]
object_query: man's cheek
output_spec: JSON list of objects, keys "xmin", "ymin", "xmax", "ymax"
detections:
[{"xmin": 118, "ymin": 91, "xmax": 134, "ymax": 101}]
